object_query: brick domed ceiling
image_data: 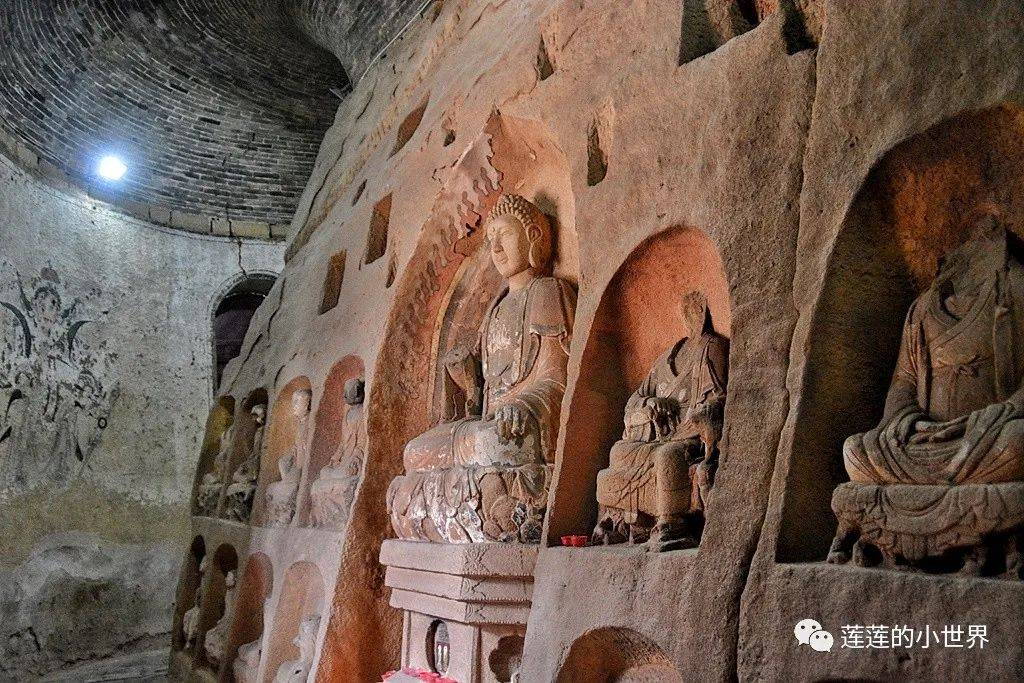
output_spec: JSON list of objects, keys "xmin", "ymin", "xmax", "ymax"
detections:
[{"xmin": 0, "ymin": 0, "xmax": 422, "ymax": 234}]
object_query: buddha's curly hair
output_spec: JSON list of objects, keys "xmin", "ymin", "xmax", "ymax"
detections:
[{"xmin": 486, "ymin": 194, "xmax": 553, "ymax": 272}]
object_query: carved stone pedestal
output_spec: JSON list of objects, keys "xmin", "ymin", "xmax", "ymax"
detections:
[
  {"xmin": 828, "ymin": 481, "xmax": 1024, "ymax": 578},
  {"xmin": 380, "ymin": 540, "xmax": 536, "ymax": 683},
  {"xmin": 388, "ymin": 464, "xmax": 552, "ymax": 544}
]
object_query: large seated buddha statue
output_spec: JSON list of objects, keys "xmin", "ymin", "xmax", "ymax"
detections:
[
  {"xmin": 593, "ymin": 291, "xmax": 728, "ymax": 551},
  {"xmin": 387, "ymin": 194, "xmax": 576, "ymax": 543},
  {"xmin": 828, "ymin": 211, "xmax": 1024, "ymax": 577}
]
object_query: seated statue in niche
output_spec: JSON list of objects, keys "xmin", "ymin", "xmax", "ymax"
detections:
[
  {"xmin": 388, "ymin": 194, "xmax": 576, "ymax": 543},
  {"xmin": 233, "ymin": 597, "xmax": 271, "ymax": 683},
  {"xmin": 592, "ymin": 291, "xmax": 729, "ymax": 551},
  {"xmin": 202, "ymin": 570, "xmax": 236, "ymax": 666},
  {"xmin": 829, "ymin": 211, "xmax": 1024, "ymax": 578},
  {"xmin": 265, "ymin": 389, "xmax": 312, "ymax": 527},
  {"xmin": 196, "ymin": 425, "xmax": 233, "ymax": 515},
  {"xmin": 310, "ymin": 379, "xmax": 366, "ymax": 529},
  {"xmin": 224, "ymin": 403, "xmax": 267, "ymax": 522},
  {"xmin": 181, "ymin": 555, "xmax": 208, "ymax": 649},
  {"xmin": 234, "ymin": 638, "xmax": 261, "ymax": 683},
  {"xmin": 272, "ymin": 614, "xmax": 321, "ymax": 683}
]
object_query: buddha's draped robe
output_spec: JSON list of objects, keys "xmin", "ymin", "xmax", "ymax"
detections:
[
  {"xmin": 403, "ymin": 276, "xmax": 576, "ymax": 471},
  {"xmin": 844, "ymin": 266, "xmax": 1024, "ymax": 485},
  {"xmin": 597, "ymin": 331, "xmax": 728, "ymax": 518}
]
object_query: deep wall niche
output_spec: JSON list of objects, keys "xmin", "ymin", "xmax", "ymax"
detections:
[
  {"xmin": 776, "ymin": 103, "xmax": 1024, "ymax": 562},
  {"xmin": 548, "ymin": 225, "xmax": 730, "ymax": 543}
]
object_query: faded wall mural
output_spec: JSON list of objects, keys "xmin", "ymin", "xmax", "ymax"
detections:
[{"xmin": 0, "ymin": 264, "xmax": 119, "ymax": 496}]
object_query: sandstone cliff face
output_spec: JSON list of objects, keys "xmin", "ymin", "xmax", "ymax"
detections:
[{"xmin": 193, "ymin": 0, "xmax": 1024, "ymax": 680}]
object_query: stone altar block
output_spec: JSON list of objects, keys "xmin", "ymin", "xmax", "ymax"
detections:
[{"xmin": 380, "ymin": 540, "xmax": 536, "ymax": 682}]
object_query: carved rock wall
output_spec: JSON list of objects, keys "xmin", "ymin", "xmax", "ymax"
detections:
[
  {"xmin": 194, "ymin": 0, "xmax": 1024, "ymax": 681},
  {"xmin": 0, "ymin": 150, "xmax": 282, "ymax": 678}
]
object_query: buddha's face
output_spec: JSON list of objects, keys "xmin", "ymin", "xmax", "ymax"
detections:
[
  {"xmin": 251, "ymin": 404, "xmax": 266, "ymax": 425},
  {"xmin": 487, "ymin": 214, "xmax": 532, "ymax": 279}
]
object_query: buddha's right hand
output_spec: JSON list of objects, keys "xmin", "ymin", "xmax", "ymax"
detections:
[{"xmin": 495, "ymin": 403, "xmax": 534, "ymax": 443}]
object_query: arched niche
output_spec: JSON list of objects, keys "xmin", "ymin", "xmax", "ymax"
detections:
[
  {"xmin": 196, "ymin": 544, "xmax": 239, "ymax": 669},
  {"xmin": 316, "ymin": 113, "xmax": 577, "ymax": 682},
  {"xmin": 253, "ymin": 376, "xmax": 313, "ymax": 526},
  {"xmin": 776, "ymin": 104, "xmax": 1024, "ymax": 562},
  {"xmin": 224, "ymin": 551, "xmax": 274, "ymax": 680},
  {"xmin": 555, "ymin": 627, "xmax": 682, "ymax": 682},
  {"xmin": 296, "ymin": 355, "xmax": 365, "ymax": 526},
  {"xmin": 547, "ymin": 225, "xmax": 730, "ymax": 542},
  {"xmin": 264, "ymin": 561, "xmax": 325, "ymax": 683},
  {"xmin": 192, "ymin": 396, "xmax": 236, "ymax": 515},
  {"xmin": 211, "ymin": 271, "xmax": 277, "ymax": 394},
  {"xmin": 426, "ymin": 111, "xmax": 580, "ymax": 424},
  {"xmin": 172, "ymin": 535, "xmax": 206, "ymax": 651}
]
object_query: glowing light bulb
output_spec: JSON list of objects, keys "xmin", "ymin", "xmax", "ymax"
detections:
[{"xmin": 97, "ymin": 155, "xmax": 127, "ymax": 181}]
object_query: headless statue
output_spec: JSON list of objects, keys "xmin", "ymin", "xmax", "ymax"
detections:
[
  {"xmin": 829, "ymin": 211, "xmax": 1024, "ymax": 575},
  {"xmin": 272, "ymin": 615, "xmax": 321, "ymax": 683},
  {"xmin": 225, "ymin": 403, "xmax": 267, "ymax": 522},
  {"xmin": 181, "ymin": 555, "xmax": 208, "ymax": 649},
  {"xmin": 233, "ymin": 596, "xmax": 271, "ymax": 683},
  {"xmin": 203, "ymin": 570, "xmax": 236, "ymax": 666},
  {"xmin": 388, "ymin": 194, "xmax": 576, "ymax": 543},
  {"xmin": 310, "ymin": 379, "xmax": 365, "ymax": 529},
  {"xmin": 265, "ymin": 389, "xmax": 311, "ymax": 527},
  {"xmin": 593, "ymin": 291, "xmax": 728, "ymax": 550}
]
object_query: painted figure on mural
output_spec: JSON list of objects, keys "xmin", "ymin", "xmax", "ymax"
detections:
[{"xmin": 0, "ymin": 265, "xmax": 118, "ymax": 497}]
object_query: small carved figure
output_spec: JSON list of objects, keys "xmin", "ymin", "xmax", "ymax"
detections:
[
  {"xmin": 196, "ymin": 425, "xmax": 233, "ymax": 515},
  {"xmin": 828, "ymin": 211, "xmax": 1024, "ymax": 577},
  {"xmin": 181, "ymin": 555, "xmax": 208, "ymax": 649},
  {"xmin": 233, "ymin": 596, "xmax": 271, "ymax": 683},
  {"xmin": 592, "ymin": 291, "xmax": 728, "ymax": 551},
  {"xmin": 265, "ymin": 389, "xmax": 312, "ymax": 526},
  {"xmin": 387, "ymin": 194, "xmax": 576, "ymax": 543},
  {"xmin": 224, "ymin": 403, "xmax": 267, "ymax": 522},
  {"xmin": 272, "ymin": 615, "xmax": 321, "ymax": 683},
  {"xmin": 233, "ymin": 637, "xmax": 262, "ymax": 683},
  {"xmin": 309, "ymin": 379, "xmax": 366, "ymax": 529},
  {"xmin": 203, "ymin": 570, "xmax": 236, "ymax": 665}
]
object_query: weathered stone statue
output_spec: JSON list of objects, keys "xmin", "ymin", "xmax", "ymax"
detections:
[
  {"xmin": 234, "ymin": 638, "xmax": 262, "ymax": 683},
  {"xmin": 203, "ymin": 570, "xmax": 236, "ymax": 666},
  {"xmin": 181, "ymin": 555, "xmax": 208, "ymax": 649},
  {"xmin": 272, "ymin": 614, "xmax": 321, "ymax": 683},
  {"xmin": 233, "ymin": 596, "xmax": 271, "ymax": 683},
  {"xmin": 265, "ymin": 389, "xmax": 311, "ymax": 527},
  {"xmin": 828, "ymin": 212, "xmax": 1024, "ymax": 577},
  {"xmin": 310, "ymin": 379, "xmax": 366, "ymax": 529},
  {"xmin": 592, "ymin": 291, "xmax": 729, "ymax": 551},
  {"xmin": 388, "ymin": 194, "xmax": 576, "ymax": 543},
  {"xmin": 196, "ymin": 425, "xmax": 233, "ymax": 515},
  {"xmin": 224, "ymin": 403, "xmax": 267, "ymax": 522}
]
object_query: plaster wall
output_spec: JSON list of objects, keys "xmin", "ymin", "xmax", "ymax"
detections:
[{"xmin": 0, "ymin": 151, "xmax": 282, "ymax": 679}]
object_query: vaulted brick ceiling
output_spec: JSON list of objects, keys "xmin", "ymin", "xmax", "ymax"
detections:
[{"xmin": 0, "ymin": 0, "xmax": 422, "ymax": 230}]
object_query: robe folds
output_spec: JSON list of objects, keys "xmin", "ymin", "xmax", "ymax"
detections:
[{"xmin": 845, "ymin": 265, "xmax": 1024, "ymax": 485}]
